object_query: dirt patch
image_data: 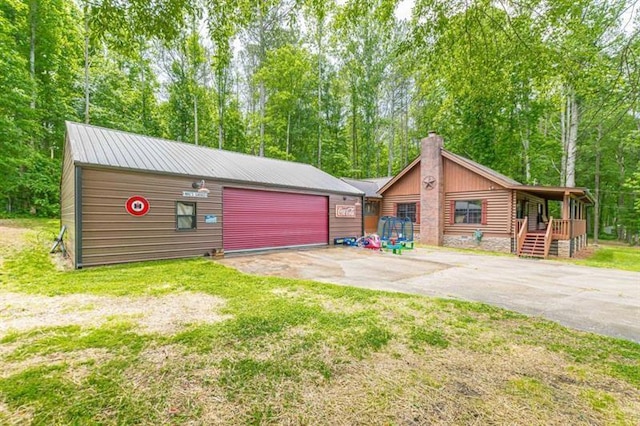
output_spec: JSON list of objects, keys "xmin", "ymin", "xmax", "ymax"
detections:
[
  {"xmin": 1, "ymin": 348, "xmax": 112, "ymax": 380},
  {"xmin": 0, "ymin": 292, "xmax": 230, "ymax": 337},
  {"xmin": 0, "ymin": 400, "xmax": 34, "ymax": 426},
  {"xmin": 573, "ymin": 246, "xmax": 596, "ymax": 259},
  {"xmin": 221, "ymin": 250, "xmax": 346, "ymax": 280},
  {"xmin": 0, "ymin": 226, "xmax": 30, "ymax": 265},
  {"xmin": 0, "ymin": 225, "xmax": 29, "ymax": 248}
]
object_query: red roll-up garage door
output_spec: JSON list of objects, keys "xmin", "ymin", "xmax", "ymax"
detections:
[{"xmin": 223, "ymin": 188, "xmax": 329, "ymax": 251}]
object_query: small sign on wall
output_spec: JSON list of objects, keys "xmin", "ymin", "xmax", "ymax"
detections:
[
  {"xmin": 183, "ymin": 191, "xmax": 208, "ymax": 198},
  {"xmin": 125, "ymin": 196, "xmax": 150, "ymax": 216},
  {"xmin": 335, "ymin": 204, "xmax": 356, "ymax": 218},
  {"xmin": 204, "ymin": 214, "xmax": 217, "ymax": 224}
]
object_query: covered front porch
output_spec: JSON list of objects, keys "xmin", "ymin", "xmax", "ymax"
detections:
[{"xmin": 514, "ymin": 186, "xmax": 594, "ymax": 258}]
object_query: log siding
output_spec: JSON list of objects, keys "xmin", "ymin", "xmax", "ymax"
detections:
[{"xmin": 444, "ymin": 189, "xmax": 512, "ymax": 237}]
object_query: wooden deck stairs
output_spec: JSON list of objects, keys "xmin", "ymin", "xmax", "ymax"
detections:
[
  {"xmin": 519, "ymin": 233, "xmax": 546, "ymax": 258},
  {"xmin": 516, "ymin": 217, "xmax": 554, "ymax": 259}
]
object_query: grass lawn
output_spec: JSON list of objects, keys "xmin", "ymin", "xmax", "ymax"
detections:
[
  {"xmin": 1, "ymin": 219, "xmax": 639, "ymax": 425},
  {"xmin": 571, "ymin": 243, "xmax": 640, "ymax": 272}
]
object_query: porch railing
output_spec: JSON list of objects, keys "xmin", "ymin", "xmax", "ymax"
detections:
[
  {"xmin": 573, "ymin": 219, "xmax": 587, "ymax": 237},
  {"xmin": 516, "ymin": 217, "xmax": 528, "ymax": 254},
  {"xmin": 551, "ymin": 219, "xmax": 587, "ymax": 240},
  {"xmin": 543, "ymin": 217, "xmax": 553, "ymax": 258}
]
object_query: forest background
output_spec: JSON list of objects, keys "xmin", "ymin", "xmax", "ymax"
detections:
[{"xmin": 0, "ymin": 0, "xmax": 638, "ymax": 241}]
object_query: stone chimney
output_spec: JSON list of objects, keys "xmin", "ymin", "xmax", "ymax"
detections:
[{"xmin": 419, "ymin": 132, "xmax": 444, "ymax": 245}]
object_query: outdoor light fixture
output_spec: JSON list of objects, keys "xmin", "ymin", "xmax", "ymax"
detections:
[{"xmin": 192, "ymin": 179, "xmax": 210, "ymax": 193}]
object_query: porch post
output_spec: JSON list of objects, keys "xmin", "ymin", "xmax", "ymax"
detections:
[{"xmin": 562, "ymin": 192, "xmax": 570, "ymax": 220}]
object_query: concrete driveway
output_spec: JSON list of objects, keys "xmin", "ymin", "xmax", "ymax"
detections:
[{"xmin": 219, "ymin": 247, "xmax": 640, "ymax": 342}]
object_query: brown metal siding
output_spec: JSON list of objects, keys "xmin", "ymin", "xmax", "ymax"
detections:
[
  {"xmin": 381, "ymin": 194, "xmax": 421, "ymax": 236},
  {"xmin": 329, "ymin": 194, "xmax": 363, "ymax": 241},
  {"xmin": 444, "ymin": 190, "xmax": 512, "ymax": 237},
  {"xmin": 444, "ymin": 158, "xmax": 506, "ymax": 192},
  {"xmin": 60, "ymin": 136, "xmax": 76, "ymax": 265},
  {"xmin": 81, "ymin": 168, "xmax": 222, "ymax": 267}
]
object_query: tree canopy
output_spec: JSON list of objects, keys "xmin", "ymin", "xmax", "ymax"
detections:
[{"xmin": 0, "ymin": 0, "xmax": 638, "ymax": 241}]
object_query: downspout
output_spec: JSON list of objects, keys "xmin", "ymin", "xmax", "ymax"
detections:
[{"xmin": 361, "ymin": 196, "xmax": 365, "ymax": 236}]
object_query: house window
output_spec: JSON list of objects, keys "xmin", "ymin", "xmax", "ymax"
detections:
[
  {"xmin": 454, "ymin": 200, "xmax": 482, "ymax": 224},
  {"xmin": 397, "ymin": 203, "xmax": 417, "ymax": 223},
  {"xmin": 176, "ymin": 201, "xmax": 196, "ymax": 230},
  {"xmin": 365, "ymin": 201, "xmax": 379, "ymax": 216}
]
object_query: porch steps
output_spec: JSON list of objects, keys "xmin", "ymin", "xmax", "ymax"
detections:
[{"xmin": 519, "ymin": 233, "xmax": 546, "ymax": 258}]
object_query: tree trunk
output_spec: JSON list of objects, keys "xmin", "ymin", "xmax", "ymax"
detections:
[
  {"xmin": 29, "ymin": 0, "xmax": 36, "ymax": 112},
  {"xmin": 286, "ymin": 111, "xmax": 291, "ymax": 156},
  {"xmin": 194, "ymin": 95, "xmax": 199, "ymax": 145},
  {"xmin": 83, "ymin": 2, "xmax": 90, "ymax": 124},
  {"xmin": 258, "ymin": 4, "xmax": 266, "ymax": 157},
  {"xmin": 388, "ymin": 84, "xmax": 395, "ymax": 177},
  {"xmin": 351, "ymin": 85, "xmax": 358, "ymax": 175},
  {"xmin": 593, "ymin": 123, "xmax": 601, "ymax": 245},
  {"xmin": 217, "ymin": 68, "xmax": 225, "ymax": 149},
  {"xmin": 140, "ymin": 45, "xmax": 147, "ymax": 131},
  {"xmin": 316, "ymin": 17, "xmax": 323, "ymax": 168},
  {"xmin": 259, "ymin": 81, "xmax": 265, "ymax": 156},
  {"xmin": 521, "ymin": 128, "xmax": 531, "ymax": 183},
  {"xmin": 561, "ymin": 86, "xmax": 578, "ymax": 187}
]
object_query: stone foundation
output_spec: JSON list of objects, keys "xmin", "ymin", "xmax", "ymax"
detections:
[
  {"xmin": 443, "ymin": 235, "xmax": 512, "ymax": 253},
  {"xmin": 558, "ymin": 240, "xmax": 570, "ymax": 258}
]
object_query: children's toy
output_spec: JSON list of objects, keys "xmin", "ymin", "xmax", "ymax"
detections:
[
  {"xmin": 356, "ymin": 233, "xmax": 382, "ymax": 250},
  {"xmin": 377, "ymin": 216, "xmax": 414, "ymax": 248},
  {"xmin": 334, "ymin": 237, "xmax": 357, "ymax": 246}
]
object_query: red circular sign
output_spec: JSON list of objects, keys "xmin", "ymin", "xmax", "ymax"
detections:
[{"xmin": 125, "ymin": 196, "xmax": 150, "ymax": 216}]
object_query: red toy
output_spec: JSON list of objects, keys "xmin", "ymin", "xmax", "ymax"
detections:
[{"xmin": 357, "ymin": 234, "xmax": 382, "ymax": 250}]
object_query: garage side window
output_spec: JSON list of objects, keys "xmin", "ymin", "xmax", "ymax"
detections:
[
  {"xmin": 454, "ymin": 200, "xmax": 482, "ymax": 224},
  {"xmin": 176, "ymin": 201, "xmax": 196, "ymax": 230},
  {"xmin": 396, "ymin": 203, "xmax": 417, "ymax": 223}
]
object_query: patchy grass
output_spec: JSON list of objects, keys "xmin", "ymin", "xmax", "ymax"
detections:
[
  {"xmin": 571, "ymin": 244, "xmax": 640, "ymax": 272},
  {"xmin": 1, "ymin": 219, "xmax": 639, "ymax": 424}
]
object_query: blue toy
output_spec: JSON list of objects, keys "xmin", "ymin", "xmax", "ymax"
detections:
[{"xmin": 377, "ymin": 216, "xmax": 414, "ymax": 249}]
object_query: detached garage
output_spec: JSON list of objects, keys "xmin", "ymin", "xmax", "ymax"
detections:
[{"xmin": 61, "ymin": 122, "xmax": 364, "ymax": 268}]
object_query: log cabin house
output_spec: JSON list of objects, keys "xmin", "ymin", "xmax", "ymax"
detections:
[{"xmin": 353, "ymin": 132, "xmax": 594, "ymax": 258}]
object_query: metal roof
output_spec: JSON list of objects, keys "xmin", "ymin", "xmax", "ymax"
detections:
[
  {"xmin": 66, "ymin": 122, "xmax": 363, "ymax": 195},
  {"xmin": 340, "ymin": 177, "xmax": 392, "ymax": 198}
]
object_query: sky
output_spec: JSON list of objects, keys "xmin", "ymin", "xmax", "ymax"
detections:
[
  {"xmin": 395, "ymin": 0, "xmax": 414, "ymax": 21},
  {"xmin": 394, "ymin": 0, "xmax": 638, "ymax": 33}
]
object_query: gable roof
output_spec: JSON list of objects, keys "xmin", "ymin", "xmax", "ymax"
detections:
[
  {"xmin": 441, "ymin": 150, "xmax": 521, "ymax": 187},
  {"xmin": 65, "ymin": 122, "xmax": 363, "ymax": 196},
  {"xmin": 378, "ymin": 157, "xmax": 420, "ymax": 194},
  {"xmin": 340, "ymin": 177, "xmax": 392, "ymax": 198},
  {"xmin": 377, "ymin": 147, "xmax": 593, "ymax": 204}
]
